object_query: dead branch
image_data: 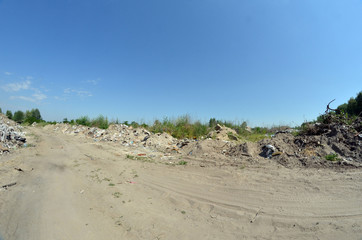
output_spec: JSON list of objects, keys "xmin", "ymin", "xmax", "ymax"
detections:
[{"xmin": 325, "ymin": 99, "xmax": 340, "ymax": 114}]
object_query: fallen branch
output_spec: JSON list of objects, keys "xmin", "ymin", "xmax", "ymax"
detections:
[
  {"xmin": 1, "ymin": 182, "xmax": 16, "ymax": 189},
  {"xmin": 250, "ymin": 208, "xmax": 262, "ymax": 223}
]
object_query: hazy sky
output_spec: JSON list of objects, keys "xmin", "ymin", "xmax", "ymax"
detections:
[{"xmin": 0, "ymin": 0, "xmax": 361, "ymax": 126}]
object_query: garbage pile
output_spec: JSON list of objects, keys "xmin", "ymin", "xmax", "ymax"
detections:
[
  {"xmin": 229, "ymin": 116, "xmax": 362, "ymax": 168},
  {"xmin": 46, "ymin": 123, "xmax": 179, "ymax": 152},
  {"xmin": 207, "ymin": 124, "xmax": 239, "ymax": 141},
  {"xmin": 0, "ymin": 114, "xmax": 26, "ymax": 154}
]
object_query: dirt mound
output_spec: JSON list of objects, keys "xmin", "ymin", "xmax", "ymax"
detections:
[
  {"xmin": 44, "ymin": 123, "xmax": 178, "ymax": 152},
  {"xmin": 207, "ymin": 124, "xmax": 239, "ymax": 141},
  {"xmin": 179, "ymin": 138, "xmax": 235, "ymax": 160},
  {"xmin": 229, "ymin": 116, "xmax": 362, "ymax": 168},
  {"xmin": 0, "ymin": 113, "xmax": 26, "ymax": 154}
]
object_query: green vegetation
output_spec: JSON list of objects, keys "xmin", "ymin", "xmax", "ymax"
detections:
[
  {"xmin": 74, "ymin": 115, "xmax": 109, "ymax": 129},
  {"xmin": 148, "ymin": 115, "xmax": 209, "ymax": 139},
  {"xmin": 6, "ymin": 110, "xmax": 12, "ymax": 119},
  {"xmin": 325, "ymin": 153, "xmax": 341, "ymax": 161},
  {"xmin": 178, "ymin": 160, "xmax": 187, "ymax": 165},
  {"xmin": 13, "ymin": 110, "xmax": 25, "ymax": 123},
  {"xmin": 337, "ymin": 91, "xmax": 362, "ymax": 116},
  {"xmin": 112, "ymin": 192, "xmax": 122, "ymax": 198},
  {"xmin": 126, "ymin": 154, "xmax": 154, "ymax": 163}
]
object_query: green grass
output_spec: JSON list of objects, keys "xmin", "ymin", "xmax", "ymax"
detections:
[
  {"xmin": 325, "ymin": 153, "xmax": 341, "ymax": 161},
  {"xmin": 178, "ymin": 160, "xmax": 187, "ymax": 165},
  {"xmin": 126, "ymin": 154, "xmax": 154, "ymax": 163}
]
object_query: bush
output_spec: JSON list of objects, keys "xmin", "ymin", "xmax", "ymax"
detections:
[
  {"xmin": 6, "ymin": 110, "xmax": 12, "ymax": 119},
  {"xmin": 91, "ymin": 115, "xmax": 109, "ymax": 129},
  {"xmin": 325, "ymin": 153, "xmax": 341, "ymax": 161},
  {"xmin": 13, "ymin": 110, "xmax": 25, "ymax": 123},
  {"xmin": 76, "ymin": 116, "xmax": 91, "ymax": 126}
]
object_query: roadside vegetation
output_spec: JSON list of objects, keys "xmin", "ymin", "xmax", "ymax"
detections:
[
  {"xmin": 3, "ymin": 91, "xmax": 360, "ymax": 140},
  {"xmin": 298, "ymin": 91, "xmax": 362, "ymax": 135}
]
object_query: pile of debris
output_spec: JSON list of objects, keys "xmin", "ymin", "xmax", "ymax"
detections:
[
  {"xmin": 229, "ymin": 116, "xmax": 362, "ymax": 168},
  {"xmin": 207, "ymin": 124, "xmax": 239, "ymax": 141},
  {"xmin": 0, "ymin": 114, "xmax": 26, "ymax": 155},
  {"xmin": 46, "ymin": 123, "xmax": 179, "ymax": 152}
]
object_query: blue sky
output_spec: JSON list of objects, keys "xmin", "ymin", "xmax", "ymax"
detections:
[{"xmin": 0, "ymin": 0, "xmax": 361, "ymax": 126}]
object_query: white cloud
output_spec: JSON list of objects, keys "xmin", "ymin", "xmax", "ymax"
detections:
[
  {"xmin": 64, "ymin": 88, "xmax": 71, "ymax": 94},
  {"xmin": 86, "ymin": 79, "xmax": 98, "ymax": 85},
  {"xmin": 62, "ymin": 88, "xmax": 92, "ymax": 98},
  {"xmin": 33, "ymin": 93, "xmax": 47, "ymax": 101},
  {"xmin": 4, "ymin": 72, "xmax": 12, "ymax": 76},
  {"xmin": 10, "ymin": 96, "xmax": 36, "ymax": 102},
  {"xmin": 76, "ymin": 90, "xmax": 92, "ymax": 97},
  {"xmin": 2, "ymin": 80, "xmax": 31, "ymax": 92}
]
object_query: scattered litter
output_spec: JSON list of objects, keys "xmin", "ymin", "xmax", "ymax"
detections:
[
  {"xmin": 0, "ymin": 114, "xmax": 26, "ymax": 154},
  {"xmin": 80, "ymin": 190, "xmax": 85, "ymax": 194},
  {"xmin": 14, "ymin": 168, "xmax": 24, "ymax": 172}
]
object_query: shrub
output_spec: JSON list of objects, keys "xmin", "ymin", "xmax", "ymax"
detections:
[
  {"xmin": 91, "ymin": 115, "xmax": 109, "ymax": 129},
  {"xmin": 6, "ymin": 110, "xmax": 12, "ymax": 119},
  {"xmin": 325, "ymin": 153, "xmax": 341, "ymax": 161},
  {"xmin": 76, "ymin": 116, "xmax": 91, "ymax": 126},
  {"xmin": 13, "ymin": 110, "xmax": 25, "ymax": 123}
]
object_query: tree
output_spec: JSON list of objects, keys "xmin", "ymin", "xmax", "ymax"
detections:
[
  {"xmin": 24, "ymin": 108, "xmax": 43, "ymax": 124},
  {"xmin": 6, "ymin": 110, "xmax": 12, "ymax": 119},
  {"xmin": 355, "ymin": 91, "xmax": 362, "ymax": 115},
  {"xmin": 0, "ymin": 107, "xmax": 2, "ymax": 114},
  {"xmin": 31, "ymin": 108, "xmax": 42, "ymax": 120},
  {"xmin": 13, "ymin": 110, "xmax": 25, "ymax": 123}
]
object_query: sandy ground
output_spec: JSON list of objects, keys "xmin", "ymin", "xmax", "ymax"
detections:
[{"xmin": 1, "ymin": 127, "xmax": 362, "ymax": 240}]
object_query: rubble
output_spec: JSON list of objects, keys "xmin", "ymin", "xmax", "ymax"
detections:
[
  {"xmin": 207, "ymin": 124, "xmax": 239, "ymax": 141},
  {"xmin": 35, "ymin": 113, "xmax": 362, "ymax": 169},
  {"xmin": 0, "ymin": 114, "xmax": 26, "ymax": 155},
  {"xmin": 46, "ymin": 123, "xmax": 178, "ymax": 152},
  {"xmin": 229, "ymin": 116, "xmax": 362, "ymax": 168}
]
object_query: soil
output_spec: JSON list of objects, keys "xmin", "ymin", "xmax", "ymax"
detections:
[{"xmin": 1, "ymin": 126, "xmax": 362, "ymax": 239}]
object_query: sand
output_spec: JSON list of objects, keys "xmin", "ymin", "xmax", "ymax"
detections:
[{"xmin": 0, "ymin": 126, "xmax": 361, "ymax": 239}]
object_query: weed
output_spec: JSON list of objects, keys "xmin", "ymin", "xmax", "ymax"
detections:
[
  {"xmin": 325, "ymin": 153, "xmax": 341, "ymax": 161},
  {"xmin": 109, "ymin": 183, "xmax": 115, "ymax": 186},
  {"xmin": 178, "ymin": 160, "xmax": 187, "ymax": 165},
  {"xmin": 181, "ymin": 210, "xmax": 186, "ymax": 214},
  {"xmin": 126, "ymin": 154, "xmax": 154, "ymax": 163},
  {"xmin": 112, "ymin": 192, "xmax": 122, "ymax": 198}
]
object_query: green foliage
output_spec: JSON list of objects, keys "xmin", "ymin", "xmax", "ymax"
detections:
[
  {"xmin": 325, "ymin": 153, "xmax": 341, "ymax": 161},
  {"xmin": 337, "ymin": 91, "xmax": 362, "ymax": 116},
  {"xmin": 76, "ymin": 116, "xmax": 91, "ymax": 126},
  {"xmin": 23, "ymin": 108, "xmax": 43, "ymax": 124},
  {"xmin": 6, "ymin": 110, "xmax": 12, "ymax": 119},
  {"xmin": 148, "ymin": 115, "xmax": 209, "ymax": 139},
  {"xmin": 91, "ymin": 115, "xmax": 109, "ymax": 129},
  {"xmin": 13, "ymin": 110, "xmax": 25, "ymax": 123},
  {"xmin": 178, "ymin": 160, "xmax": 187, "ymax": 165},
  {"xmin": 63, "ymin": 118, "xmax": 69, "ymax": 123},
  {"xmin": 0, "ymin": 107, "xmax": 2, "ymax": 114}
]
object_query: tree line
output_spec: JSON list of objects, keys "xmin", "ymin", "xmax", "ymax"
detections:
[
  {"xmin": 337, "ymin": 91, "xmax": 362, "ymax": 116},
  {"xmin": 0, "ymin": 108, "xmax": 42, "ymax": 124}
]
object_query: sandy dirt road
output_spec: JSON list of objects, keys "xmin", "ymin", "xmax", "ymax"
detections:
[{"xmin": 1, "ymin": 127, "xmax": 362, "ymax": 239}]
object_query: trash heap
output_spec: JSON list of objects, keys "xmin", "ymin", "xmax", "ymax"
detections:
[
  {"xmin": 0, "ymin": 114, "xmax": 26, "ymax": 154},
  {"xmin": 229, "ymin": 116, "xmax": 362, "ymax": 168},
  {"xmin": 46, "ymin": 123, "xmax": 178, "ymax": 152}
]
